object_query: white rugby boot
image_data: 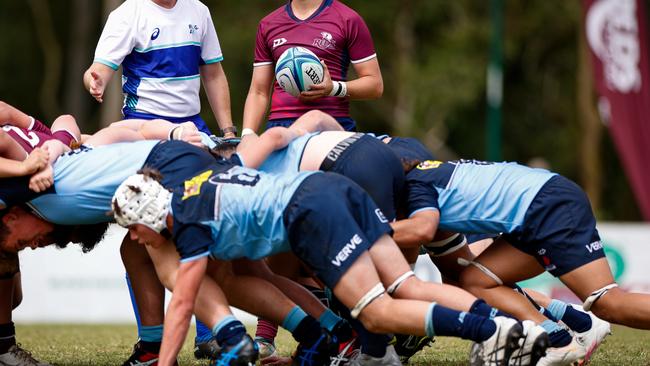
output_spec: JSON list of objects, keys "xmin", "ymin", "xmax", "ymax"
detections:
[
  {"xmin": 568, "ymin": 305, "xmax": 611, "ymax": 366},
  {"xmin": 537, "ymin": 336, "xmax": 586, "ymax": 366},
  {"xmin": 508, "ymin": 320, "xmax": 549, "ymax": 366},
  {"xmin": 470, "ymin": 316, "xmax": 524, "ymax": 366},
  {"xmin": 0, "ymin": 344, "xmax": 51, "ymax": 366}
]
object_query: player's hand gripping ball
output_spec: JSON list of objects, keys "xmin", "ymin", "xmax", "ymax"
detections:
[{"xmin": 275, "ymin": 47, "xmax": 324, "ymax": 97}]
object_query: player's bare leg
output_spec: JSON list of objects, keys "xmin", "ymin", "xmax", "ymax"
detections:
[
  {"xmin": 457, "ymin": 238, "xmax": 548, "ymax": 324},
  {"xmin": 0, "ymin": 273, "xmax": 51, "ymax": 365},
  {"xmin": 50, "ymin": 114, "xmax": 81, "ymax": 141},
  {"xmin": 121, "ymin": 236, "xmax": 166, "ymax": 327},
  {"xmin": 146, "ymin": 241, "xmax": 342, "ymax": 365},
  {"xmin": 560, "ymin": 258, "xmax": 650, "ymax": 328}
]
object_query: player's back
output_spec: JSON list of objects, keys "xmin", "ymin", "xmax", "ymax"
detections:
[
  {"xmin": 173, "ymin": 164, "xmax": 317, "ymax": 260},
  {"xmin": 408, "ymin": 160, "xmax": 556, "ymax": 234},
  {"xmin": 29, "ymin": 140, "xmax": 159, "ymax": 224}
]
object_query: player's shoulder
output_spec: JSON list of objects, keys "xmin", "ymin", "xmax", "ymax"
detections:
[
  {"xmin": 259, "ymin": 4, "xmax": 291, "ymax": 27},
  {"xmin": 183, "ymin": 0, "xmax": 210, "ymax": 14},
  {"xmin": 106, "ymin": 0, "xmax": 141, "ymax": 23},
  {"xmin": 328, "ymin": 0, "xmax": 364, "ymax": 21}
]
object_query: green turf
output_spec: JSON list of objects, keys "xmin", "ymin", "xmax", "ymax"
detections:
[{"xmin": 14, "ymin": 324, "xmax": 650, "ymax": 365}]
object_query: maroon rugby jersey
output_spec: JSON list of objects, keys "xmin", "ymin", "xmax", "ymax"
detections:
[
  {"xmin": 254, "ymin": 0, "xmax": 376, "ymax": 120},
  {"xmin": 1, "ymin": 119, "xmax": 74, "ymax": 153}
]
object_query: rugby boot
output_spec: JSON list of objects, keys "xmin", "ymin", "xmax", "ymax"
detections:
[
  {"xmin": 0, "ymin": 344, "xmax": 51, "ymax": 366},
  {"xmin": 121, "ymin": 341, "xmax": 178, "ymax": 366},
  {"xmin": 568, "ymin": 305, "xmax": 611, "ymax": 366},
  {"xmin": 254, "ymin": 337, "xmax": 278, "ymax": 360},
  {"xmin": 508, "ymin": 320, "xmax": 549, "ymax": 366},
  {"xmin": 194, "ymin": 337, "xmax": 221, "ymax": 360},
  {"xmin": 211, "ymin": 334, "xmax": 259, "ymax": 366},
  {"xmin": 536, "ymin": 336, "xmax": 586, "ymax": 366},
  {"xmin": 292, "ymin": 330, "xmax": 338, "ymax": 366},
  {"xmin": 390, "ymin": 333, "xmax": 435, "ymax": 364},
  {"xmin": 347, "ymin": 345, "xmax": 402, "ymax": 366},
  {"xmin": 469, "ymin": 317, "xmax": 524, "ymax": 366}
]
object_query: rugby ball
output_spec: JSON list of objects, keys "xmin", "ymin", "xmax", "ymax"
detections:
[{"xmin": 275, "ymin": 47, "xmax": 324, "ymax": 97}]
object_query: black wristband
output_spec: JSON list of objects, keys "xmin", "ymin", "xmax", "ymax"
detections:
[{"xmin": 221, "ymin": 126, "xmax": 238, "ymax": 136}]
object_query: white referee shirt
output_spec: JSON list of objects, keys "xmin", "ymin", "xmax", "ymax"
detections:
[{"xmin": 93, "ymin": 0, "xmax": 223, "ymax": 118}]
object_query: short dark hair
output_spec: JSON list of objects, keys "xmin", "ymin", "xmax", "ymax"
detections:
[{"xmin": 49, "ymin": 222, "xmax": 110, "ymax": 253}]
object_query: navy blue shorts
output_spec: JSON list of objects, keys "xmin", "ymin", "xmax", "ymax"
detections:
[
  {"xmin": 502, "ymin": 175, "xmax": 604, "ymax": 277},
  {"xmin": 143, "ymin": 140, "xmax": 217, "ymax": 188},
  {"xmin": 387, "ymin": 137, "xmax": 435, "ymax": 161},
  {"xmin": 320, "ymin": 134, "xmax": 405, "ymax": 221},
  {"xmin": 267, "ymin": 117, "xmax": 357, "ymax": 131},
  {"xmin": 283, "ymin": 173, "xmax": 392, "ymax": 288}
]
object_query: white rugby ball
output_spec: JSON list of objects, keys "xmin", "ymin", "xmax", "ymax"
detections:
[{"xmin": 275, "ymin": 47, "xmax": 324, "ymax": 97}]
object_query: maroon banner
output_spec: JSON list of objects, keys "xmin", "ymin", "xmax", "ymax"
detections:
[{"xmin": 584, "ymin": 0, "xmax": 650, "ymax": 220}]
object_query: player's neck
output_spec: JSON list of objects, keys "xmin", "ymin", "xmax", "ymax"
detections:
[
  {"xmin": 290, "ymin": 0, "xmax": 324, "ymax": 20},
  {"xmin": 151, "ymin": 0, "xmax": 177, "ymax": 9}
]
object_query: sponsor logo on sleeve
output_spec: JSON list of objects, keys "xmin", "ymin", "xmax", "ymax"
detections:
[
  {"xmin": 416, "ymin": 160, "xmax": 443, "ymax": 170},
  {"xmin": 189, "ymin": 24, "xmax": 199, "ymax": 34},
  {"xmin": 182, "ymin": 170, "xmax": 212, "ymax": 200}
]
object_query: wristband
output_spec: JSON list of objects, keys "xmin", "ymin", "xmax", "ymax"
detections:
[
  {"xmin": 168, "ymin": 126, "xmax": 182, "ymax": 140},
  {"xmin": 221, "ymin": 125, "xmax": 238, "ymax": 136},
  {"xmin": 241, "ymin": 128, "xmax": 256, "ymax": 136},
  {"xmin": 329, "ymin": 81, "xmax": 348, "ymax": 97}
]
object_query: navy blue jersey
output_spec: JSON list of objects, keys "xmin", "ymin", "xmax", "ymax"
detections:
[{"xmin": 172, "ymin": 163, "xmax": 316, "ymax": 262}]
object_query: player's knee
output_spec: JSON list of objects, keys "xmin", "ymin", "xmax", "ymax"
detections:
[
  {"xmin": 390, "ymin": 276, "xmax": 421, "ymax": 299},
  {"xmin": 12, "ymin": 291, "xmax": 22, "ymax": 309},
  {"xmin": 458, "ymin": 266, "xmax": 493, "ymax": 293},
  {"xmin": 356, "ymin": 297, "xmax": 391, "ymax": 333},
  {"xmin": 589, "ymin": 288, "xmax": 624, "ymax": 323}
]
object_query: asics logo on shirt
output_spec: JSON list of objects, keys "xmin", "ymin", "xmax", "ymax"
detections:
[
  {"xmin": 273, "ymin": 38, "xmax": 287, "ymax": 48},
  {"xmin": 151, "ymin": 28, "xmax": 160, "ymax": 40}
]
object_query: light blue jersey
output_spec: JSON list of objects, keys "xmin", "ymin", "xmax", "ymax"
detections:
[
  {"xmin": 257, "ymin": 132, "xmax": 317, "ymax": 174},
  {"xmin": 172, "ymin": 164, "xmax": 318, "ymax": 262},
  {"xmin": 405, "ymin": 160, "xmax": 556, "ymax": 234},
  {"xmin": 28, "ymin": 141, "xmax": 158, "ymax": 224}
]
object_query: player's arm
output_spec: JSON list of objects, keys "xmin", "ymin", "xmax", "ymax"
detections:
[
  {"xmin": 200, "ymin": 62, "xmax": 235, "ymax": 138},
  {"xmin": 289, "ymin": 110, "xmax": 344, "ymax": 134},
  {"xmin": 0, "ymin": 101, "xmax": 33, "ymax": 129},
  {"xmin": 237, "ymin": 127, "xmax": 303, "ymax": 169},
  {"xmin": 158, "ymin": 257, "xmax": 208, "ymax": 366},
  {"xmin": 390, "ymin": 209, "xmax": 440, "ymax": 248},
  {"xmin": 0, "ymin": 129, "xmax": 47, "ymax": 178},
  {"xmin": 83, "ymin": 63, "xmax": 115, "ymax": 103},
  {"xmin": 300, "ymin": 58, "xmax": 383, "ymax": 102},
  {"xmin": 242, "ymin": 65, "xmax": 275, "ymax": 135}
]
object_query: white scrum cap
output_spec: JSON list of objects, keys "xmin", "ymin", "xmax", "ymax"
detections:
[{"xmin": 111, "ymin": 174, "xmax": 172, "ymax": 233}]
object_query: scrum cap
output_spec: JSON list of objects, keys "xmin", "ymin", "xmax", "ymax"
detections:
[{"xmin": 111, "ymin": 174, "xmax": 171, "ymax": 233}]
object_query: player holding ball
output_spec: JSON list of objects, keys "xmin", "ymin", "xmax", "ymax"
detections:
[{"xmin": 242, "ymin": 0, "xmax": 383, "ymax": 134}]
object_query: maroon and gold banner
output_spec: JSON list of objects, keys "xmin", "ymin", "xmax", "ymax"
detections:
[{"xmin": 584, "ymin": 0, "xmax": 650, "ymax": 220}]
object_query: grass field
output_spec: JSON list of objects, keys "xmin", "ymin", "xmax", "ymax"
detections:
[{"xmin": 14, "ymin": 324, "xmax": 650, "ymax": 365}]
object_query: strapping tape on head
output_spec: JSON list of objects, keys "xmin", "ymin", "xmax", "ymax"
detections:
[
  {"xmin": 457, "ymin": 257, "xmax": 504, "ymax": 286},
  {"xmin": 350, "ymin": 283, "xmax": 385, "ymax": 319}
]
